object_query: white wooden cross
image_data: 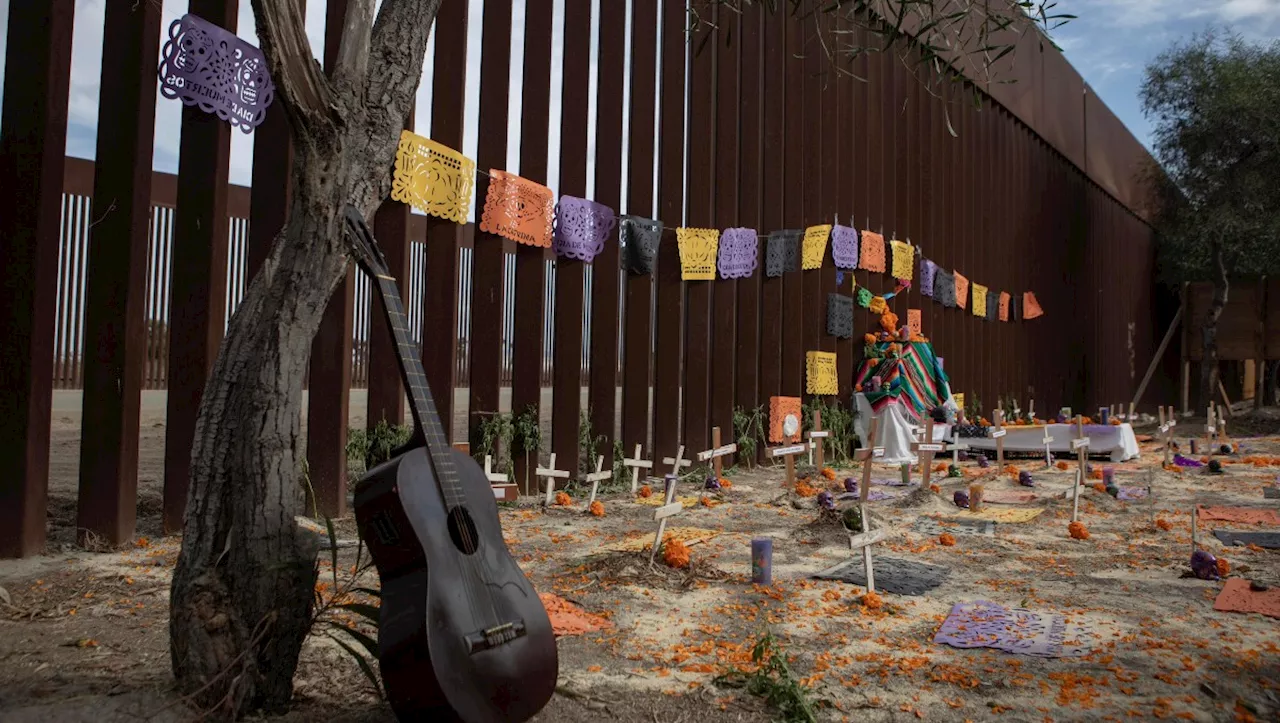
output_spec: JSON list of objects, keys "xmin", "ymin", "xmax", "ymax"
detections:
[
  {"xmin": 622, "ymin": 444, "xmax": 653, "ymax": 494},
  {"xmin": 769, "ymin": 441, "xmax": 809, "ymax": 486},
  {"xmin": 1070, "ymin": 416, "xmax": 1091, "ymax": 523},
  {"xmin": 1216, "ymin": 402, "xmax": 1230, "ymax": 446},
  {"xmin": 991, "ymin": 409, "xmax": 1008, "ymax": 467},
  {"xmin": 1158, "ymin": 406, "xmax": 1172, "ymax": 466},
  {"xmin": 946, "ymin": 438, "xmax": 969, "ymax": 466},
  {"xmin": 911, "ymin": 418, "xmax": 943, "ymax": 488},
  {"xmin": 485, "ymin": 455, "xmax": 518, "ymax": 503},
  {"xmin": 648, "ymin": 474, "xmax": 684, "ymax": 564},
  {"xmin": 853, "ymin": 418, "xmax": 885, "ymax": 593},
  {"xmin": 583, "ymin": 455, "xmax": 614, "ymax": 507},
  {"xmin": 807, "ymin": 411, "xmax": 829, "ymax": 469},
  {"xmin": 1206, "ymin": 404, "xmax": 1217, "ymax": 448},
  {"xmin": 1028, "ymin": 398, "xmax": 1036, "ymax": 423},
  {"xmin": 1041, "ymin": 425, "xmax": 1055, "ymax": 468},
  {"xmin": 536, "ymin": 452, "xmax": 571, "ymax": 507},
  {"xmin": 662, "ymin": 445, "xmax": 692, "ymax": 478}
]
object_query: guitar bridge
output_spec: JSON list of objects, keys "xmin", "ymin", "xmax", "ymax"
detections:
[{"xmin": 464, "ymin": 620, "xmax": 528, "ymax": 654}]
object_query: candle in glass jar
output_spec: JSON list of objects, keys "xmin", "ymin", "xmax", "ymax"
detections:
[{"xmin": 968, "ymin": 483, "xmax": 984, "ymax": 512}]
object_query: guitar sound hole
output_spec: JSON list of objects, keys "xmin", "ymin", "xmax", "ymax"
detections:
[{"xmin": 447, "ymin": 506, "xmax": 481, "ymax": 555}]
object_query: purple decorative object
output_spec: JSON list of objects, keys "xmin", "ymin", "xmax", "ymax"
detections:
[
  {"xmin": 1190, "ymin": 439, "xmax": 1199, "ymax": 454},
  {"xmin": 953, "ymin": 491, "xmax": 970, "ymax": 508},
  {"xmin": 158, "ymin": 14, "xmax": 275, "ymax": 133},
  {"xmin": 1173, "ymin": 454, "xmax": 1204, "ymax": 468},
  {"xmin": 1102, "ymin": 467, "xmax": 1115, "ymax": 487},
  {"xmin": 817, "ymin": 491, "xmax": 835, "ymax": 510},
  {"xmin": 751, "ymin": 538, "xmax": 773, "ymax": 585},
  {"xmin": 1018, "ymin": 471, "xmax": 1035, "ymax": 487},
  {"xmin": 920, "ymin": 259, "xmax": 937, "ymax": 298},
  {"xmin": 717, "ymin": 227, "xmax": 758, "ymax": 278},
  {"xmin": 1098, "ymin": 407, "xmax": 1110, "ymax": 425},
  {"xmin": 552, "ymin": 195, "xmax": 616, "ymax": 262},
  {"xmin": 1190, "ymin": 550, "xmax": 1219, "ymax": 580},
  {"xmin": 831, "ymin": 225, "xmax": 859, "ymax": 269},
  {"xmin": 976, "ymin": 455, "xmax": 990, "ymax": 469},
  {"xmin": 705, "ymin": 476, "xmax": 721, "ymax": 491},
  {"xmin": 844, "ymin": 477, "xmax": 858, "ymax": 494},
  {"xmin": 1116, "ymin": 486, "xmax": 1148, "ymax": 501},
  {"xmin": 934, "ymin": 600, "xmax": 1095, "ymax": 657}
]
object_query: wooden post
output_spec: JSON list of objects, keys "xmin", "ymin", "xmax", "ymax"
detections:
[
  {"xmin": 1216, "ymin": 402, "xmax": 1229, "ymax": 445},
  {"xmin": 991, "ymin": 409, "xmax": 1007, "ymax": 467},
  {"xmin": 1042, "ymin": 425, "xmax": 1055, "ymax": 468},
  {"xmin": 662, "ymin": 445, "xmax": 693, "ymax": 478},
  {"xmin": 1147, "ymin": 468, "xmax": 1157, "ymax": 526},
  {"xmin": 485, "ymin": 455, "xmax": 518, "ymax": 502},
  {"xmin": 1206, "ymin": 404, "xmax": 1216, "ymax": 448},
  {"xmin": 536, "ymin": 453, "xmax": 571, "ymax": 507},
  {"xmin": 911, "ymin": 418, "xmax": 942, "ymax": 488},
  {"xmin": 853, "ymin": 420, "xmax": 882, "ymax": 593},
  {"xmin": 583, "ymin": 455, "xmax": 613, "ymax": 507},
  {"xmin": 808, "ymin": 411, "xmax": 828, "ymax": 469},
  {"xmin": 622, "ymin": 444, "xmax": 653, "ymax": 494},
  {"xmin": 696, "ymin": 431, "xmax": 737, "ymax": 482},
  {"xmin": 1159, "ymin": 407, "xmax": 1171, "ymax": 466},
  {"xmin": 769, "ymin": 442, "xmax": 808, "ymax": 486},
  {"xmin": 1071, "ymin": 416, "xmax": 1091, "ymax": 523},
  {"xmin": 1191, "ymin": 505, "xmax": 1199, "ymax": 553},
  {"xmin": 649, "ymin": 474, "xmax": 683, "ymax": 564}
]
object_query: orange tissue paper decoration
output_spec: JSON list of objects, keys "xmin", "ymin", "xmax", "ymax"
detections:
[
  {"xmin": 869, "ymin": 296, "xmax": 888, "ymax": 315},
  {"xmin": 879, "ymin": 310, "xmax": 899, "ymax": 333},
  {"xmin": 479, "ymin": 169, "xmax": 555, "ymax": 248},
  {"xmin": 1056, "ymin": 461, "xmax": 1070, "ymax": 471},
  {"xmin": 589, "ymin": 500, "xmax": 605, "ymax": 517},
  {"xmin": 999, "ymin": 291, "xmax": 1011, "ymax": 321},
  {"xmin": 555, "ymin": 491, "xmax": 572, "ymax": 506},
  {"xmin": 859, "ymin": 230, "xmax": 886, "ymax": 273},
  {"xmin": 953, "ymin": 272, "xmax": 970, "ymax": 310},
  {"xmin": 1023, "ymin": 291, "xmax": 1044, "ymax": 319},
  {"xmin": 638, "ymin": 484, "xmax": 653, "ymax": 498},
  {"xmin": 907, "ymin": 309, "xmax": 922, "ymax": 337},
  {"xmin": 1068, "ymin": 521, "xmax": 1090, "ymax": 540},
  {"xmin": 939, "ymin": 533, "xmax": 956, "ymax": 547},
  {"xmin": 863, "ymin": 333, "xmax": 876, "ymax": 344},
  {"xmin": 662, "ymin": 535, "xmax": 691, "ymax": 569},
  {"xmin": 860, "ymin": 591, "xmax": 884, "ymax": 610}
]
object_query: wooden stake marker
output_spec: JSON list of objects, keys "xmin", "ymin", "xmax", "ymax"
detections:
[
  {"xmin": 662, "ymin": 445, "xmax": 692, "ymax": 478},
  {"xmin": 808, "ymin": 411, "xmax": 829, "ymax": 469},
  {"xmin": 854, "ymin": 419, "xmax": 885, "ymax": 593},
  {"xmin": 991, "ymin": 409, "xmax": 1007, "ymax": 467},
  {"xmin": 1158, "ymin": 406, "xmax": 1172, "ymax": 466},
  {"xmin": 649, "ymin": 474, "xmax": 683, "ymax": 564},
  {"xmin": 583, "ymin": 455, "xmax": 613, "ymax": 507},
  {"xmin": 1041, "ymin": 425, "xmax": 1055, "ymax": 468},
  {"xmin": 912, "ymin": 418, "xmax": 943, "ymax": 488},
  {"xmin": 536, "ymin": 452, "xmax": 571, "ymax": 507},
  {"xmin": 697, "ymin": 427, "xmax": 737, "ymax": 480},
  {"xmin": 770, "ymin": 442, "xmax": 809, "ymax": 486},
  {"xmin": 1206, "ymin": 405, "xmax": 1217, "ymax": 448},
  {"xmin": 485, "ymin": 455, "xmax": 518, "ymax": 502},
  {"xmin": 1070, "ymin": 416, "xmax": 1091, "ymax": 523},
  {"xmin": 622, "ymin": 444, "xmax": 653, "ymax": 494}
]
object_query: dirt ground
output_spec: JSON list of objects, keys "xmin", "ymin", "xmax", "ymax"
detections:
[{"xmin": 3, "ymin": 407, "xmax": 1279, "ymax": 722}]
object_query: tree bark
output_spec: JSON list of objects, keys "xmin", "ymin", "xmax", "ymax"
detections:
[
  {"xmin": 1199, "ymin": 240, "xmax": 1229, "ymax": 414},
  {"xmin": 168, "ymin": 0, "xmax": 440, "ymax": 716}
]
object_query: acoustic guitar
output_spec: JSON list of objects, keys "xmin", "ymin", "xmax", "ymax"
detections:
[{"xmin": 344, "ymin": 206, "xmax": 558, "ymax": 722}]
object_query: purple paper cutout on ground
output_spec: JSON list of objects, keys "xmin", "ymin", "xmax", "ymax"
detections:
[
  {"xmin": 1116, "ymin": 486, "xmax": 1149, "ymax": 501},
  {"xmin": 718, "ymin": 227, "xmax": 758, "ymax": 279},
  {"xmin": 831, "ymin": 226, "xmax": 859, "ymax": 269},
  {"xmin": 158, "ymin": 14, "xmax": 276, "ymax": 133},
  {"xmin": 553, "ymin": 195, "xmax": 616, "ymax": 263},
  {"xmin": 920, "ymin": 259, "xmax": 937, "ymax": 298},
  {"xmin": 837, "ymin": 489, "xmax": 905, "ymax": 502},
  {"xmin": 934, "ymin": 600, "xmax": 1094, "ymax": 658}
]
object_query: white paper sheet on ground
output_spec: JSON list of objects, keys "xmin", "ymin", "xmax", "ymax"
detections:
[
  {"xmin": 854, "ymin": 393, "xmax": 954, "ymax": 465},
  {"xmin": 963, "ymin": 423, "xmax": 1141, "ymax": 462}
]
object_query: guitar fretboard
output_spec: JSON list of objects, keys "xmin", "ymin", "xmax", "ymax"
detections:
[{"xmin": 370, "ymin": 272, "xmax": 466, "ymax": 508}]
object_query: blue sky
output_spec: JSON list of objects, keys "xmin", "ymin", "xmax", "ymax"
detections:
[{"xmin": 1, "ymin": 0, "xmax": 1278, "ymax": 196}]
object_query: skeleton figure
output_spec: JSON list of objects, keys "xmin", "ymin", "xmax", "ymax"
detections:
[{"xmin": 174, "ymin": 25, "xmax": 213, "ymax": 73}]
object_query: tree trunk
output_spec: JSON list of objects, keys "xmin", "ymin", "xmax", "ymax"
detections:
[
  {"xmin": 168, "ymin": 0, "xmax": 440, "ymax": 716},
  {"xmin": 1199, "ymin": 240, "xmax": 1229, "ymax": 413}
]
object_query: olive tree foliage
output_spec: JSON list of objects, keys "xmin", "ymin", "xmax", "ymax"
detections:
[
  {"xmin": 1140, "ymin": 30, "xmax": 1280, "ymax": 407},
  {"xmin": 698, "ymin": 0, "xmax": 1074, "ymax": 131}
]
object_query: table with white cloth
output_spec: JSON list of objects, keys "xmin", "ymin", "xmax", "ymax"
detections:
[
  {"xmin": 960, "ymin": 423, "xmax": 1141, "ymax": 462},
  {"xmin": 853, "ymin": 393, "xmax": 952, "ymax": 465}
]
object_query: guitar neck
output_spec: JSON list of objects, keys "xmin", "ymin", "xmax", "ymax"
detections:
[{"xmin": 368, "ymin": 272, "xmax": 465, "ymax": 505}]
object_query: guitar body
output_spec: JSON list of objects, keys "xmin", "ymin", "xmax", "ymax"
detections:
[{"xmin": 355, "ymin": 446, "xmax": 558, "ymax": 722}]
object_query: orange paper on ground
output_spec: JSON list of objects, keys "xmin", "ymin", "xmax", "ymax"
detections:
[
  {"xmin": 1196, "ymin": 505, "xmax": 1280, "ymax": 525},
  {"xmin": 1214, "ymin": 579, "xmax": 1280, "ymax": 619},
  {"xmin": 953, "ymin": 272, "xmax": 969, "ymax": 310},
  {"xmin": 539, "ymin": 593, "xmax": 612, "ymax": 636}
]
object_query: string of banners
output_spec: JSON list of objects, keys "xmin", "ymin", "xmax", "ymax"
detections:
[{"xmin": 151, "ymin": 17, "xmax": 1045, "ymax": 325}]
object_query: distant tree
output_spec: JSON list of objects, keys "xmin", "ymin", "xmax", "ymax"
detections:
[{"xmin": 1140, "ymin": 30, "xmax": 1280, "ymax": 409}]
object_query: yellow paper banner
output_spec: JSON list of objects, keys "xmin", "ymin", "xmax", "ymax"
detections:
[
  {"xmin": 390, "ymin": 130, "xmax": 476, "ymax": 224},
  {"xmin": 677, "ymin": 228, "xmax": 720, "ymax": 280},
  {"xmin": 801, "ymin": 225, "xmax": 831, "ymax": 270},
  {"xmin": 890, "ymin": 239, "xmax": 914, "ymax": 280},
  {"xmin": 806, "ymin": 351, "xmax": 838, "ymax": 396},
  {"xmin": 972, "ymin": 283, "xmax": 988, "ymax": 318}
]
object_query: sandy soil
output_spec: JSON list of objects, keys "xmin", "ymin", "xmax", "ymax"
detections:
[{"xmin": 2, "ymin": 409, "xmax": 1279, "ymax": 722}]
